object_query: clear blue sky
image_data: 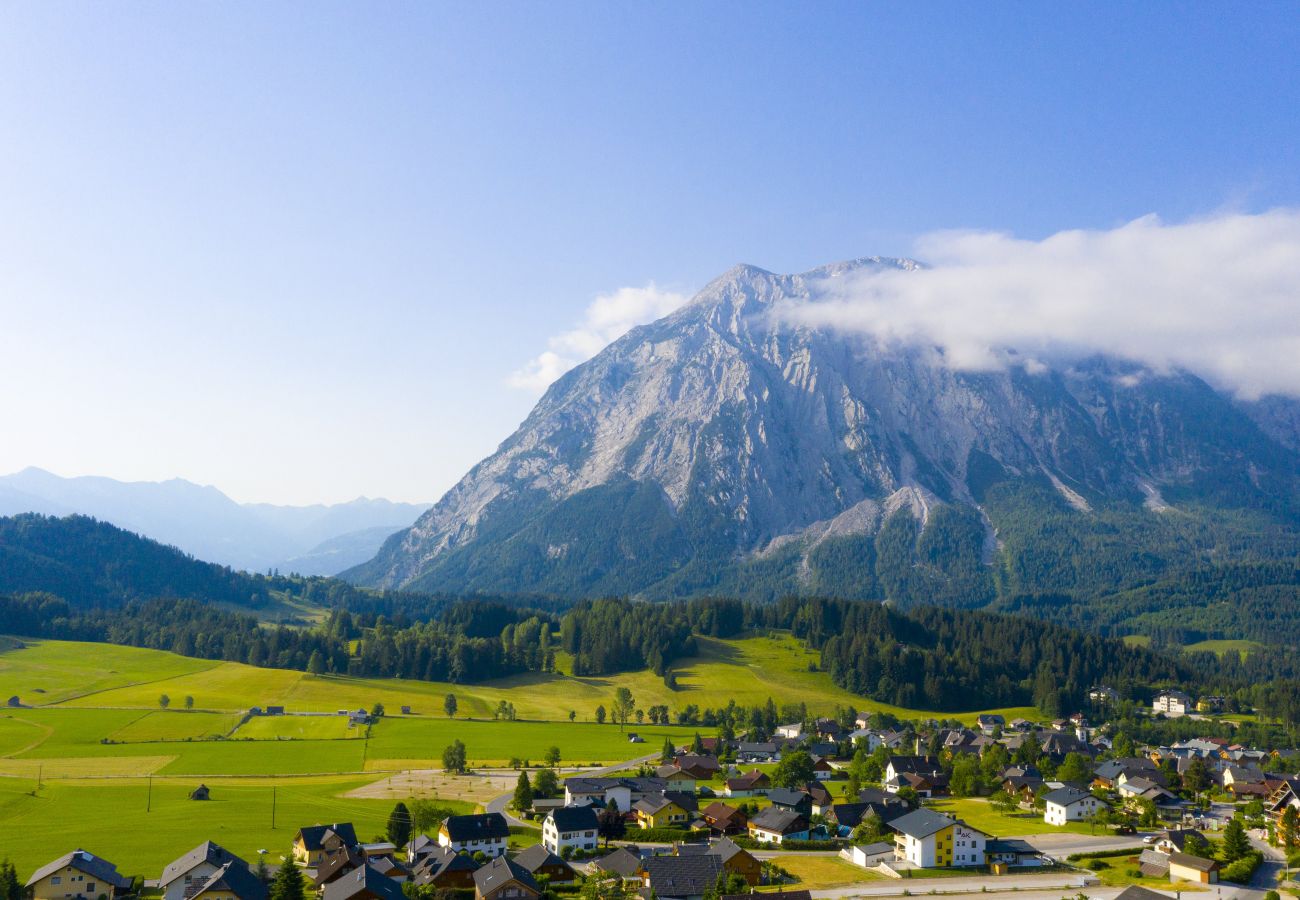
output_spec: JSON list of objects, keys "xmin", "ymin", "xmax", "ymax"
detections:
[{"xmin": 1, "ymin": 2, "xmax": 1297, "ymax": 504}]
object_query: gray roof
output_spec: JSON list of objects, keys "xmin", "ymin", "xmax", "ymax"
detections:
[
  {"xmin": 548, "ymin": 806, "xmax": 599, "ymax": 832},
  {"xmin": 321, "ymin": 867, "xmax": 404, "ymax": 900},
  {"xmin": 1115, "ymin": 887, "xmax": 1173, "ymax": 900},
  {"xmin": 188, "ymin": 862, "xmax": 268, "ymax": 900},
  {"xmin": 512, "ymin": 845, "xmax": 571, "ymax": 876},
  {"xmin": 748, "ymin": 806, "xmax": 806, "ymax": 835},
  {"xmin": 161, "ymin": 841, "xmax": 244, "ymax": 888},
  {"xmin": 1042, "ymin": 787, "xmax": 1095, "ymax": 808},
  {"xmin": 1168, "ymin": 851, "xmax": 1219, "ymax": 872},
  {"xmin": 887, "ymin": 808, "xmax": 957, "ymax": 840},
  {"xmin": 642, "ymin": 855, "xmax": 722, "ymax": 899},
  {"xmin": 441, "ymin": 813, "xmax": 509, "ymax": 842},
  {"xmin": 593, "ymin": 848, "xmax": 643, "ymax": 878},
  {"xmin": 473, "ymin": 856, "xmax": 540, "ymax": 895},
  {"xmin": 27, "ymin": 850, "xmax": 132, "ymax": 890}
]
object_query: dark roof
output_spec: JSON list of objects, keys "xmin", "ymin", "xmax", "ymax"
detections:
[
  {"xmin": 1168, "ymin": 851, "xmax": 1219, "ymax": 872},
  {"xmin": 313, "ymin": 848, "xmax": 366, "ymax": 887},
  {"xmin": 1042, "ymin": 787, "xmax": 1095, "ymax": 807},
  {"xmin": 1114, "ymin": 887, "xmax": 1173, "ymax": 900},
  {"xmin": 766, "ymin": 788, "xmax": 809, "ymax": 809},
  {"xmin": 888, "ymin": 808, "xmax": 957, "ymax": 840},
  {"xmin": 888, "ymin": 756, "xmax": 941, "ymax": 776},
  {"xmin": 1156, "ymin": 829, "xmax": 1206, "ymax": 851},
  {"xmin": 748, "ymin": 807, "xmax": 806, "ymax": 835},
  {"xmin": 321, "ymin": 867, "xmax": 405, "ymax": 900},
  {"xmin": 442, "ymin": 813, "xmax": 509, "ymax": 842},
  {"xmin": 548, "ymin": 806, "xmax": 599, "ymax": 832},
  {"xmin": 473, "ymin": 856, "xmax": 540, "ymax": 896},
  {"xmin": 161, "ymin": 841, "xmax": 244, "ymax": 887},
  {"xmin": 985, "ymin": 838, "xmax": 1037, "ymax": 855},
  {"xmin": 188, "ymin": 862, "xmax": 268, "ymax": 900},
  {"xmin": 642, "ymin": 855, "xmax": 722, "ymax": 899},
  {"xmin": 723, "ymin": 892, "xmax": 809, "ymax": 900},
  {"xmin": 830, "ymin": 801, "xmax": 907, "ymax": 828},
  {"xmin": 297, "ymin": 823, "xmax": 359, "ymax": 852},
  {"xmin": 708, "ymin": 837, "xmax": 751, "ymax": 864},
  {"xmin": 593, "ymin": 848, "xmax": 643, "ymax": 878},
  {"xmin": 726, "ymin": 770, "xmax": 769, "ymax": 788},
  {"xmin": 410, "ymin": 848, "xmax": 479, "ymax": 884},
  {"xmin": 512, "ymin": 845, "xmax": 572, "ymax": 876},
  {"xmin": 27, "ymin": 851, "xmax": 132, "ymax": 890}
]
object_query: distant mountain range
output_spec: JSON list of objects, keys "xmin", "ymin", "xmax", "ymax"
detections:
[
  {"xmin": 0, "ymin": 468, "xmax": 428, "ymax": 575},
  {"xmin": 347, "ymin": 258, "xmax": 1300, "ymax": 644}
]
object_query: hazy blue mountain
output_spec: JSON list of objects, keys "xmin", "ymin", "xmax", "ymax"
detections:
[
  {"xmin": 347, "ymin": 258, "xmax": 1300, "ymax": 614},
  {"xmin": 0, "ymin": 467, "xmax": 428, "ymax": 574}
]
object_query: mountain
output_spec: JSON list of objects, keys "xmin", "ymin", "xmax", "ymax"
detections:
[
  {"xmin": 347, "ymin": 258, "xmax": 1300, "ymax": 638},
  {"xmin": 0, "ymin": 468, "xmax": 428, "ymax": 575}
]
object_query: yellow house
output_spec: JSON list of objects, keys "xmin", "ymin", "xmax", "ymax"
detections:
[
  {"xmin": 26, "ymin": 850, "xmax": 132, "ymax": 900},
  {"xmin": 890, "ymin": 809, "xmax": 987, "ymax": 868},
  {"xmin": 292, "ymin": 823, "xmax": 359, "ymax": 866},
  {"xmin": 633, "ymin": 796, "xmax": 689, "ymax": 829}
]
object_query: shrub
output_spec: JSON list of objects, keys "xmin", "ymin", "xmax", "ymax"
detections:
[{"xmin": 1220, "ymin": 850, "xmax": 1262, "ymax": 884}]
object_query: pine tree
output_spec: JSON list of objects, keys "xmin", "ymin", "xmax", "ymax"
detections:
[
  {"xmin": 307, "ymin": 651, "xmax": 325, "ymax": 675},
  {"xmin": 269, "ymin": 858, "xmax": 305, "ymax": 900},
  {"xmin": 513, "ymin": 770, "xmax": 534, "ymax": 811},
  {"xmin": 387, "ymin": 801, "xmax": 413, "ymax": 848},
  {"xmin": 1222, "ymin": 816, "xmax": 1250, "ymax": 862},
  {"xmin": 661, "ymin": 738, "xmax": 675, "ymax": 763}
]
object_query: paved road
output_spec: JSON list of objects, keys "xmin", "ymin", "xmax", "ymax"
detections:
[{"xmin": 808, "ymin": 872, "xmax": 1099, "ymax": 898}]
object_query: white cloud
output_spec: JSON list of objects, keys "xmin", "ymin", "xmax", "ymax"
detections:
[
  {"xmin": 509, "ymin": 283, "xmax": 691, "ymax": 392},
  {"xmin": 779, "ymin": 210, "xmax": 1300, "ymax": 399}
]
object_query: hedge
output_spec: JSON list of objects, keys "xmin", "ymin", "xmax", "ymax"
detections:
[
  {"xmin": 1220, "ymin": 851, "xmax": 1262, "ymax": 884},
  {"xmin": 623, "ymin": 827, "xmax": 709, "ymax": 843},
  {"xmin": 781, "ymin": 839, "xmax": 842, "ymax": 851},
  {"xmin": 1065, "ymin": 849, "xmax": 1137, "ymax": 863}
]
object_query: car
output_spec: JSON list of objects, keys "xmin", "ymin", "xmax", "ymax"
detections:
[{"xmin": 1142, "ymin": 834, "xmax": 1156, "ymax": 843}]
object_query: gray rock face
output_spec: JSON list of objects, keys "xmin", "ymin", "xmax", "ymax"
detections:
[{"xmin": 348, "ymin": 259, "xmax": 1300, "ymax": 597}]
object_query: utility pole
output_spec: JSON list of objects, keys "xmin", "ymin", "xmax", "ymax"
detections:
[
  {"xmin": 35, "ymin": 764, "xmax": 41, "ymax": 794},
  {"xmin": 271, "ymin": 784, "xmax": 276, "ymax": 829},
  {"xmin": 146, "ymin": 774, "xmax": 153, "ymax": 813}
]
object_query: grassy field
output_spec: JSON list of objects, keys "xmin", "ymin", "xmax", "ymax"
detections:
[
  {"xmin": 927, "ymin": 797, "xmax": 1100, "ymax": 837},
  {"xmin": 0, "ymin": 635, "xmax": 1036, "ymax": 727},
  {"xmin": 767, "ymin": 855, "xmax": 880, "ymax": 889},
  {"xmin": 234, "ymin": 714, "xmax": 361, "ymax": 741},
  {"xmin": 1181, "ymin": 639, "xmax": 1263, "ymax": 658},
  {"xmin": 0, "ymin": 774, "xmax": 474, "ymax": 880}
]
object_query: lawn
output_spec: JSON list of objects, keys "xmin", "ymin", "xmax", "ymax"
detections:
[
  {"xmin": 767, "ymin": 855, "xmax": 879, "ymax": 889},
  {"xmin": 0, "ymin": 774, "xmax": 473, "ymax": 881},
  {"xmin": 927, "ymin": 797, "xmax": 1101, "ymax": 837},
  {"xmin": 233, "ymin": 714, "xmax": 361, "ymax": 741},
  {"xmin": 4, "ymin": 636, "xmax": 1038, "ymax": 727},
  {"xmin": 1077, "ymin": 852, "xmax": 1208, "ymax": 891}
]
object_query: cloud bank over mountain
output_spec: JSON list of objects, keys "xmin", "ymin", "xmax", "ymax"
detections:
[
  {"xmin": 779, "ymin": 210, "xmax": 1300, "ymax": 399},
  {"xmin": 508, "ymin": 283, "xmax": 691, "ymax": 391}
]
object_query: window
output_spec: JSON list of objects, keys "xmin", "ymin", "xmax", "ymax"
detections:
[{"xmin": 52, "ymin": 878, "xmax": 62, "ymax": 886}]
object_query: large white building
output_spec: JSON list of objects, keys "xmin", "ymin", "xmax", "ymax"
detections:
[
  {"xmin": 1152, "ymin": 690, "xmax": 1192, "ymax": 717},
  {"xmin": 889, "ymin": 809, "xmax": 987, "ymax": 868},
  {"xmin": 542, "ymin": 807, "xmax": 600, "ymax": 855}
]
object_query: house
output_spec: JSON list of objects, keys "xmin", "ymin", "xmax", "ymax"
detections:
[
  {"xmin": 1001, "ymin": 775, "xmax": 1043, "ymax": 804},
  {"xmin": 293, "ymin": 823, "xmax": 359, "ymax": 866},
  {"xmin": 766, "ymin": 788, "xmax": 813, "ymax": 817},
  {"xmin": 673, "ymin": 755, "xmax": 722, "ymax": 780},
  {"xmin": 183, "ymin": 861, "xmax": 269, "ymax": 900},
  {"xmin": 1153, "ymin": 830, "xmax": 1206, "ymax": 855},
  {"xmin": 564, "ymin": 776, "xmax": 666, "ymax": 809},
  {"xmin": 802, "ymin": 781, "xmax": 834, "ymax": 813},
  {"xmin": 700, "ymin": 802, "xmax": 747, "ymax": 835},
  {"xmin": 542, "ymin": 806, "xmax": 599, "ymax": 855},
  {"xmin": 722, "ymin": 892, "xmax": 809, "ymax": 900},
  {"xmin": 26, "ymin": 850, "xmax": 133, "ymax": 900},
  {"xmin": 473, "ymin": 857, "xmax": 541, "ymax": 900},
  {"xmin": 706, "ymin": 837, "xmax": 761, "ymax": 886},
  {"xmin": 976, "ymin": 714, "xmax": 1004, "ymax": 735},
  {"xmin": 723, "ymin": 770, "xmax": 770, "ymax": 797},
  {"xmin": 512, "ymin": 845, "xmax": 576, "ymax": 885},
  {"xmin": 1088, "ymin": 686, "xmax": 1120, "ymax": 704},
  {"xmin": 641, "ymin": 854, "xmax": 721, "ymax": 900},
  {"xmin": 747, "ymin": 807, "xmax": 809, "ymax": 844},
  {"xmin": 985, "ymin": 838, "xmax": 1044, "ymax": 869},
  {"xmin": 1152, "ymin": 690, "xmax": 1192, "ymax": 717},
  {"xmin": 189, "ymin": 784, "xmax": 210, "ymax": 801},
  {"xmin": 810, "ymin": 756, "xmax": 834, "ymax": 781},
  {"xmin": 885, "ymin": 756, "xmax": 942, "ymax": 783},
  {"xmin": 844, "ymin": 842, "xmax": 893, "ymax": 868},
  {"xmin": 1196, "ymin": 696, "xmax": 1225, "ymax": 714},
  {"xmin": 159, "ymin": 842, "xmax": 248, "ymax": 900},
  {"xmin": 1093, "ymin": 758, "xmax": 1158, "ymax": 789},
  {"xmin": 814, "ymin": 718, "xmax": 844, "ymax": 739},
  {"xmin": 1114, "ymin": 886, "xmax": 1173, "ymax": 900},
  {"xmin": 408, "ymin": 847, "xmax": 480, "ymax": 890},
  {"xmin": 1268, "ymin": 776, "xmax": 1300, "ymax": 840},
  {"xmin": 438, "ymin": 813, "xmax": 510, "ymax": 858},
  {"xmin": 315, "ymin": 848, "xmax": 368, "ymax": 889},
  {"xmin": 1167, "ymin": 851, "xmax": 1219, "ymax": 884},
  {"xmin": 591, "ymin": 848, "xmax": 645, "ymax": 883},
  {"xmin": 775, "ymin": 723, "xmax": 803, "ymax": 739},
  {"xmin": 321, "ymin": 866, "xmax": 406, "ymax": 900},
  {"xmin": 654, "ymin": 767, "xmax": 699, "ymax": 793},
  {"xmin": 889, "ymin": 808, "xmax": 987, "ymax": 868},
  {"xmin": 829, "ymin": 800, "xmax": 906, "ymax": 834},
  {"xmin": 634, "ymin": 795, "xmax": 691, "ymax": 829},
  {"xmin": 529, "ymin": 798, "xmax": 567, "ymax": 820},
  {"xmin": 734, "ymin": 742, "xmax": 780, "ymax": 763},
  {"xmin": 1042, "ymin": 787, "xmax": 1105, "ymax": 825}
]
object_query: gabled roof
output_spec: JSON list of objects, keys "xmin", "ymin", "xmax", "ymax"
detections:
[
  {"xmin": 1168, "ymin": 851, "xmax": 1219, "ymax": 872},
  {"xmin": 722, "ymin": 892, "xmax": 809, "ymax": 900},
  {"xmin": 321, "ymin": 867, "xmax": 405, "ymax": 900},
  {"xmin": 707, "ymin": 837, "xmax": 751, "ymax": 864},
  {"xmin": 642, "ymin": 855, "xmax": 722, "ymax": 898},
  {"xmin": 27, "ymin": 850, "xmax": 132, "ymax": 890},
  {"xmin": 748, "ymin": 807, "xmax": 807, "ymax": 835},
  {"xmin": 512, "ymin": 845, "xmax": 572, "ymax": 876},
  {"xmin": 726, "ymin": 770, "xmax": 770, "ymax": 789},
  {"xmin": 634, "ymin": 795, "xmax": 683, "ymax": 816},
  {"xmin": 314, "ymin": 847, "xmax": 367, "ymax": 887},
  {"xmin": 441, "ymin": 813, "xmax": 509, "ymax": 842},
  {"xmin": 766, "ymin": 788, "xmax": 809, "ymax": 808},
  {"xmin": 410, "ymin": 848, "xmax": 479, "ymax": 884},
  {"xmin": 161, "ymin": 841, "xmax": 244, "ymax": 887},
  {"xmin": 548, "ymin": 806, "xmax": 599, "ymax": 832},
  {"xmin": 1042, "ymin": 787, "xmax": 1096, "ymax": 808},
  {"xmin": 593, "ymin": 848, "xmax": 643, "ymax": 878},
  {"xmin": 888, "ymin": 808, "xmax": 960, "ymax": 840},
  {"xmin": 473, "ymin": 856, "xmax": 540, "ymax": 895},
  {"xmin": 887, "ymin": 756, "xmax": 941, "ymax": 776},
  {"xmin": 1114, "ymin": 885, "xmax": 1173, "ymax": 900},
  {"xmin": 187, "ymin": 862, "xmax": 268, "ymax": 900},
  {"xmin": 297, "ymin": 823, "xmax": 359, "ymax": 852}
]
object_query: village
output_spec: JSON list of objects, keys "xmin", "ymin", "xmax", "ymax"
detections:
[{"xmin": 14, "ymin": 685, "xmax": 1300, "ymax": 900}]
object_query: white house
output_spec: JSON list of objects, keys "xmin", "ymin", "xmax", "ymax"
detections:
[
  {"xmin": 889, "ymin": 809, "xmax": 987, "ymax": 868},
  {"xmin": 542, "ymin": 807, "xmax": 599, "ymax": 855},
  {"xmin": 1152, "ymin": 690, "xmax": 1192, "ymax": 717},
  {"xmin": 775, "ymin": 723, "xmax": 803, "ymax": 739},
  {"xmin": 1042, "ymin": 787, "xmax": 1106, "ymax": 825},
  {"xmin": 437, "ymin": 814, "xmax": 509, "ymax": 858}
]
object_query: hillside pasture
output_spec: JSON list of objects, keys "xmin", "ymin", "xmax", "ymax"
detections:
[
  {"xmin": 233, "ymin": 714, "xmax": 360, "ymax": 741},
  {"xmin": 0, "ymin": 639, "xmax": 216, "ymax": 705}
]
